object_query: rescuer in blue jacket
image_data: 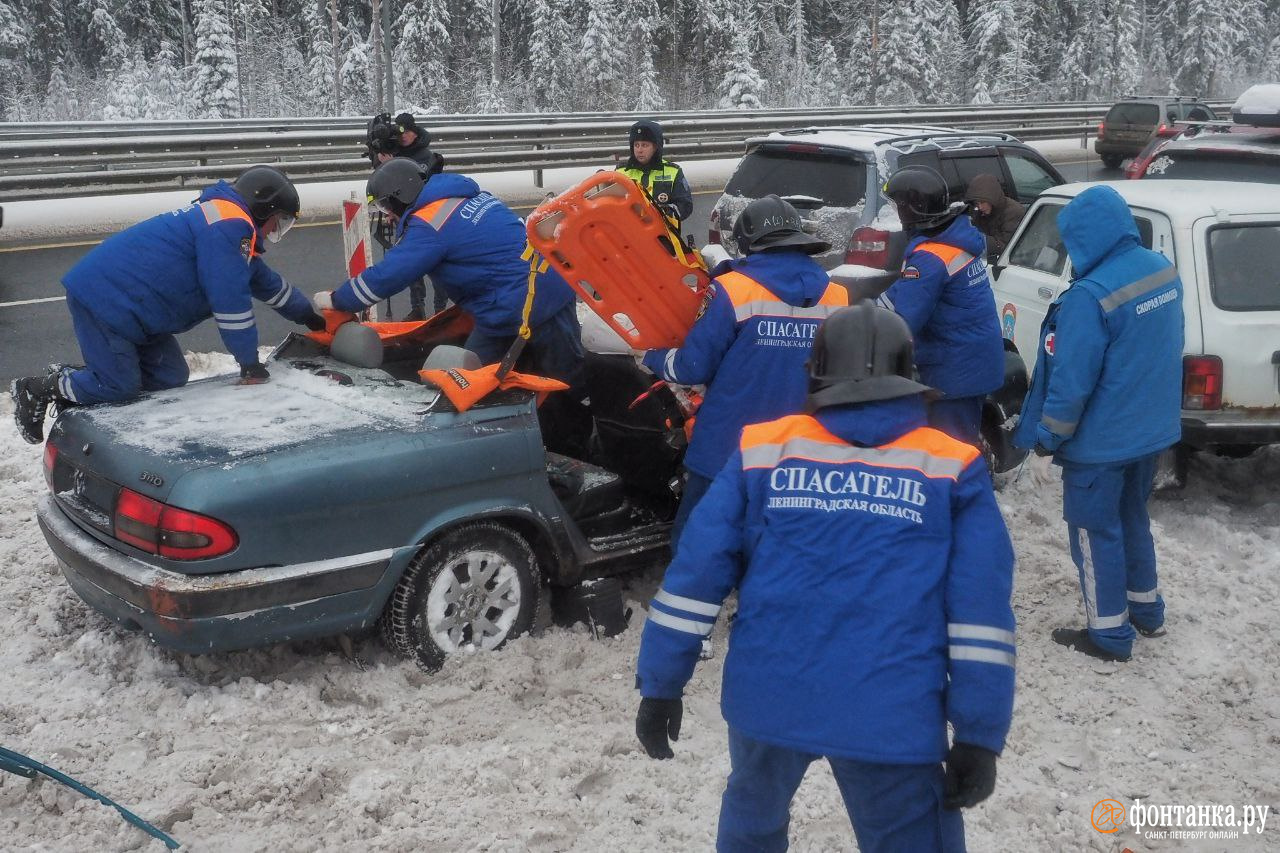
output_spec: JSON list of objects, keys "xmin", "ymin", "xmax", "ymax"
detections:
[
  {"xmin": 314, "ymin": 158, "xmax": 589, "ymax": 454},
  {"xmin": 1014, "ymin": 185, "xmax": 1183, "ymax": 662},
  {"xmin": 635, "ymin": 303, "xmax": 1017, "ymax": 853},
  {"xmin": 641, "ymin": 195, "xmax": 846, "ymax": 546},
  {"xmin": 879, "ymin": 166, "xmax": 1005, "ymax": 446},
  {"xmin": 10, "ymin": 166, "xmax": 325, "ymax": 445}
]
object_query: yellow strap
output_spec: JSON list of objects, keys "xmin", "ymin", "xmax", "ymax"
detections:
[{"xmin": 518, "ymin": 241, "xmax": 547, "ymax": 341}]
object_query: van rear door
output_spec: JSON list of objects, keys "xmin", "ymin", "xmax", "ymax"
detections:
[{"xmin": 1196, "ymin": 217, "xmax": 1280, "ymax": 408}]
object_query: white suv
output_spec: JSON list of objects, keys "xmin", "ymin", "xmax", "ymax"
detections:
[{"xmin": 991, "ymin": 180, "xmax": 1280, "ymax": 482}]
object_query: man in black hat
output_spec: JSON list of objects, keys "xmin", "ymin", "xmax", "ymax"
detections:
[{"xmin": 617, "ymin": 119, "xmax": 693, "ymax": 224}]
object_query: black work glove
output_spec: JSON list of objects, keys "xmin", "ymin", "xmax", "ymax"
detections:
[
  {"xmin": 943, "ymin": 742, "xmax": 998, "ymax": 809},
  {"xmin": 636, "ymin": 697, "xmax": 682, "ymax": 760},
  {"xmin": 239, "ymin": 362, "xmax": 270, "ymax": 385},
  {"xmin": 302, "ymin": 311, "xmax": 327, "ymax": 332}
]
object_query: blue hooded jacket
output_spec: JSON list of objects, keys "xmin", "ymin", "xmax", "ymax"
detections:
[
  {"xmin": 635, "ymin": 395, "xmax": 1017, "ymax": 761},
  {"xmin": 61, "ymin": 182, "xmax": 316, "ymax": 366},
  {"xmin": 1013, "ymin": 185, "xmax": 1183, "ymax": 464},
  {"xmin": 331, "ymin": 173, "xmax": 576, "ymax": 337},
  {"xmin": 643, "ymin": 251, "xmax": 848, "ymax": 479},
  {"xmin": 880, "ymin": 214, "xmax": 1005, "ymax": 399}
]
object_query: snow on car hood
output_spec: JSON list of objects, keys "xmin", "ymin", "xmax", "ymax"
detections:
[{"xmin": 85, "ymin": 360, "xmax": 439, "ymax": 459}]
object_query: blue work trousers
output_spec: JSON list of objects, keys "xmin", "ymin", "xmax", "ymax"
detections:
[
  {"xmin": 717, "ymin": 728, "xmax": 965, "ymax": 853},
  {"xmin": 670, "ymin": 469, "xmax": 713, "ymax": 552},
  {"xmin": 1060, "ymin": 453, "xmax": 1165, "ymax": 657},
  {"xmin": 63, "ymin": 296, "xmax": 189, "ymax": 404}
]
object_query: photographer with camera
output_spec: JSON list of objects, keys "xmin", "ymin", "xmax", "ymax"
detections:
[{"xmin": 365, "ymin": 112, "xmax": 447, "ymax": 320}]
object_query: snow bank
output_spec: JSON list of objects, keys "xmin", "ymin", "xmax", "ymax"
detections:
[{"xmin": 2, "ymin": 356, "xmax": 1277, "ymax": 851}]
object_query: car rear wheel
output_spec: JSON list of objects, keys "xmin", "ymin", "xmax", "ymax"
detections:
[
  {"xmin": 1101, "ymin": 154, "xmax": 1123, "ymax": 170},
  {"xmin": 380, "ymin": 523, "xmax": 541, "ymax": 671}
]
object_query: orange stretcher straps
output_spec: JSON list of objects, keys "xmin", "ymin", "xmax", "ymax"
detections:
[
  {"xmin": 200, "ymin": 199, "xmax": 258, "ymax": 257},
  {"xmin": 412, "ymin": 197, "xmax": 466, "ymax": 230},
  {"xmin": 740, "ymin": 420, "xmax": 976, "ymax": 480},
  {"xmin": 419, "ymin": 363, "xmax": 569, "ymax": 412},
  {"xmin": 914, "ymin": 241, "xmax": 978, "ymax": 276}
]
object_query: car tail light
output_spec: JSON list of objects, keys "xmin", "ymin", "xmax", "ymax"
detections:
[
  {"xmin": 1097, "ymin": 122, "xmax": 1106, "ymax": 139},
  {"xmin": 43, "ymin": 443, "xmax": 58, "ymax": 491},
  {"xmin": 845, "ymin": 226, "xmax": 890, "ymax": 268},
  {"xmin": 783, "ymin": 143, "xmax": 822, "ymax": 153},
  {"xmin": 708, "ymin": 207, "xmax": 721, "ymax": 244},
  {"xmin": 113, "ymin": 488, "xmax": 238, "ymax": 560},
  {"xmin": 1182, "ymin": 355, "xmax": 1223, "ymax": 410},
  {"xmin": 1157, "ymin": 123, "xmax": 1167, "ymax": 135}
]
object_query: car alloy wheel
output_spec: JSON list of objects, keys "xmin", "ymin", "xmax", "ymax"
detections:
[
  {"xmin": 380, "ymin": 522, "xmax": 541, "ymax": 671},
  {"xmin": 425, "ymin": 548, "xmax": 522, "ymax": 653}
]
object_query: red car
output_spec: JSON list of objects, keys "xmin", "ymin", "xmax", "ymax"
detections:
[{"xmin": 1132, "ymin": 84, "xmax": 1280, "ymax": 181}]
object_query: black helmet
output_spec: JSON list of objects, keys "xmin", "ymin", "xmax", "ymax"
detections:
[
  {"xmin": 884, "ymin": 165, "xmax": 956, "ymax": 230},
  {"xmin": 806, "ymin": 303, "xmax": 934, "ymax": 409},
  {"xmin": 366, "ymin": 157, "xmax": 428, "ymax": 217},
  {"xmin": 232, "ymin": 165, "xmax": 300, "ymax": 226},
  {"xmin": 732, "ymin": 195, "xmax": 831, "ymax": 255}
]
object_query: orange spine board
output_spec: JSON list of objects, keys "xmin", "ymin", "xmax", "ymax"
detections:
[{"xmin": 526, "ymin": 172, "xmax": 710, "ymax": 350}]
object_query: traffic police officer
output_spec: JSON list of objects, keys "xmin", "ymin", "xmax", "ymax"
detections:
[
  {"xmin": 1015, "ymin": 184, "xmax": 1183, "ymax": 662},
  {"xmin": 641, "ymin": 195, "xmax": 846, "ymax": 545},
  {"xmin": 11, "ymin": 166, "xmax": 323, "ymax": 444},
  {"xmin": 635, "ymin": 303, "xmax": 1017, "ymax": 852},
  {"xmin": 879, "ymin": 166, "xmax": 1005, "ymax": 446},
  {"xmin": 617, "ymin": 119, "xmax": 693, "ymax": 224}
]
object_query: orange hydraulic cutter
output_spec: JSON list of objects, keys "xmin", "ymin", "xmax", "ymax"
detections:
[{"xmin": 526, "ymin": 172, "xmax": 711, "ymax": 350}]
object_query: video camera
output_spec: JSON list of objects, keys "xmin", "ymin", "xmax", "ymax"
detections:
[{"xmin": 365, "ymin": 112, "xmax": 400, "ymax": 160}]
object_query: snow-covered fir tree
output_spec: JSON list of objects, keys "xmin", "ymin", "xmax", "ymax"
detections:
[
  {"xmin": 191, "ymin": 0, "xmax": 238, "ymax": 118},
  {"xmin": 1, "ymin": 0, "xmax": 1277, "ymax": 118},
  {"xmin": 718, "ymin": 20, "xmax": 765, "ymax": 109},
  {"xmin": 395, "ymin": 0, "xmax": 450, "ymax": 113}
]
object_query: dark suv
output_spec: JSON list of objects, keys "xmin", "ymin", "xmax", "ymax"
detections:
[
  {"xmin": 1095, "ymin": 96, "xmax": 1217, "ymax": 169},
  {"xmin": 709, "ymin": 125, "xmax": 1064, "ymax": 272}
]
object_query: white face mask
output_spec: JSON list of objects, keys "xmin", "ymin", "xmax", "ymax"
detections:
[{"xmin": 265, "ymin": 212, "xmax": 296, "ymax": 244}]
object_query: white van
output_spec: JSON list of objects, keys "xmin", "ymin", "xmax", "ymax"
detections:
[{"xmin": 991, "ymin": 180, "xmax": 1280, "ymax": 483}]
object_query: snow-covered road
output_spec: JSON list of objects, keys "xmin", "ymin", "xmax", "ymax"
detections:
[{"xmin": 1, "ymin": 355, "xmax": 1277, "ymax": 852}]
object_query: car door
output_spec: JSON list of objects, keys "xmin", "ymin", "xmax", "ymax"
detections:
[
  {"xmin": 992, "ymin": 199, "xmax": 1071, "ymax": 367},
  {"xmin": 940, "ymin": 150, "xmax": 1003, "ymax": 201},
  {"xmin": 998, "ymin": 148, "xmax": 1065, "ymax": 203},
  {"xmin": 1195, "ymin": 216, "xmax": 1280, "ymax": 408}
]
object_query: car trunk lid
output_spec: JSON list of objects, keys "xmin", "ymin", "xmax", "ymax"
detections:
[
  {"xmin": 1104, "ymin": 102, "xmax": 1161, "ymax": 145},
  {"xmin": 47, "ymin": 359, "xmax": 438, "ymax": 537}
]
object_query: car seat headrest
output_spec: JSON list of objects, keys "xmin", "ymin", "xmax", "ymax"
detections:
[
  {"xmin": 330, "ymin": 322, "xmax": 384, "ymax": 368},
  {"xmin": 422, "ymin": 344, "xmax": 482, "ymax": 372}
]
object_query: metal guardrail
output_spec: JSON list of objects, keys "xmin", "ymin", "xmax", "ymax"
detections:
[{"xmin": 0, "ymin": 102, "xmax": 1235, "ymax": 201}]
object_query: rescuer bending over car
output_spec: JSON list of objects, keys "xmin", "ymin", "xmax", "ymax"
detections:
[
  {"xmin": 635, "ymin": 303, "xmax": 1016, "ymax": 852},
  {"xmin": 11, "ymin": 165, "xmax": 325, "ymax": 445},
  {"xmin": 313, "ymin": 157, "xmax": 590, "ymax": 454}
]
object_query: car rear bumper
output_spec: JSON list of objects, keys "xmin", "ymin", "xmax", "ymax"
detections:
[
  {"xmin": 37, "ymin": 495, "xmax": 401, "ymax": 654},
  {"xmin": 1181, "ymin": 409, "xmax": 1280, "ymax": 449},
  {"xmin": 1094, "ymin": 139, "xmax": 1146, "ymax": 157}
]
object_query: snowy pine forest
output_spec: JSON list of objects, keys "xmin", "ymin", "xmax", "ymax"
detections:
[{"xmin": 0, "ymin": 0, "xmax": 1278, "ymax": 121}]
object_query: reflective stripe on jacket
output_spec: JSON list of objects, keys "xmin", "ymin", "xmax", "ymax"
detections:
[
  {"xmin": 643, "ymin": 252, "xmax": 849, "ymax": 479},
  {"xmin": 635, "ymin": 396, "xmax": 1017, "ymax": 760},
  {"xmin": 617, "ymin": 160, "xmax": 693, "ymax": 221}
]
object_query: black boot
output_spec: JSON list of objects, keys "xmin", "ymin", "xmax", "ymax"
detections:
[
  {"xmin": 1051, "ymin": 627, "xmax": 1131, "ymax": 662},
  {"xmin": 10, "ymin": 373, "xmax": 59, "ymax": 445}
]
